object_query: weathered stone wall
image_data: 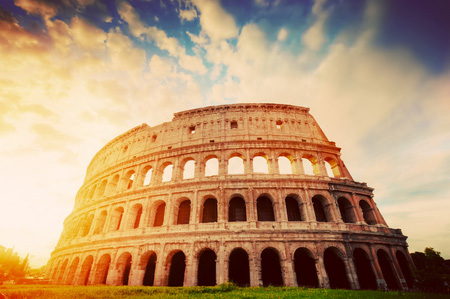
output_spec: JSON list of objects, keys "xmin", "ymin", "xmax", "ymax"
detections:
[{"xmin": 46, "ymin": 103, "xmax": 413, "ymax": 290}]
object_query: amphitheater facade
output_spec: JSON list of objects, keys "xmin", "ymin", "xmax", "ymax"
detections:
[{"xmin": 46, "ymin": 103, "xmax": 414, "ymax": 290}]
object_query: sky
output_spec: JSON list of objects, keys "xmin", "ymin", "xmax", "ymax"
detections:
[{"xmin": 0, "ymin": 0, "xmax": 449, "ymax": 268}]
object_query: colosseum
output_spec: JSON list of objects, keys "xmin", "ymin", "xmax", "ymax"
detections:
[{"xmin": 46, "ymin": 103, "xmax": 414, "ymax": 290}]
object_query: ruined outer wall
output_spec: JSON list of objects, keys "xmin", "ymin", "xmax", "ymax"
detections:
[{"xmin": 46, "ymin": 103, "xmax": 413, "ymax": 290}]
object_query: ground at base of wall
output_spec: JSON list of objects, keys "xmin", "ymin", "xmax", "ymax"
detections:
[{"xmin": 0, "ymin": 285, "xmax": 447, "ymax": 299}]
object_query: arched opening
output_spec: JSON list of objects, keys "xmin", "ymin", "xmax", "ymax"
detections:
[
  {"xmin": 153, "ymin": 202, "xmax": 166, "ymax": 227},
  {"xmin": 324, "ymin": 157, "xmax": 341, "ymax": 178},
  {"xmin": 253, "ymin": 155, "xmax": 269, "ymax": 174},
  {"xmin": 79, "ymin": 256, "xmax": 93, "ymax": 285},
  {"xmin": 162, "ymin": 164, "xmax": 173, "ymax": 182},
  {"xmin": 353, "ymin": 248, "xmax": 377, "ymax": 290},
  {"xmin": 205, "ymin": 157, "xmax": 219, "ymax": 176},
  {"xmin": 143, "ymin": 167, "xmax": 153, "ymax": 186},
  {"xmin": 177, "ymin": 200, "xmax": 191, "ymax": 224},
  {"xmin": 51, "ymin": 260, "xmax": 60, "ymax": 281},
  {"xmin": 359, "ymin": 200, "xmax": 377, "ymax": 225},
  {"xmin": 377, "ymin": 249, "xmax": 400, "ymax": 290},
  {"xmin": 197, "ymin": 249, "xmax": 216, "ymax": 286},
  {"xmin": 229, "ymin": 197, "xmax": 246, "ymax": 222},
  {"xmin": 80, "ymin": 214, "xmax": 94, "ymax": 237},
  {"xmin": 93, "ymin": 211, "xmax": 107, "ymax": 234},
  {"xmin": 261, "ymin": 248, "xmax": 283, "ymax": 286},
  {"xmin": 106, "ymin": 174, "xmax": 119, "ymax": 195},
  {"xmin": 312, "ymin": 195, "xmax": 328, "ymax": 222},
  {"xmin": 278, "ymin": 155, "xmax": 293, "ymax": 174},
  {"xmin": 285, "ymin": 196, "xmax": 302, "ymax": 221},
  {"xmin": 97, "ymin": 180, "xmax": 107, "ymax": 197},
  {"xmin": 65, "ymin": 257, "xmax": 79, "ymax": 285},
  {"xmin": 57, "ymin": 259, "xmax": 68, "ymax": 283},
  {"xmin": 168, "ymin": 251, "xmax": 186, "ymax": 286},
  {"xmin": 202, "ymin": 198, "xmax": 218, "ymax": 223},
  {"xmin": 302, "ymin": 156, "xmax": 317, "ymax": 175},
  {"xmin": 257, "ymin": 196, "xmax": 275, "ymax": 221},
  {"xmin": 143, "ymin": 252, "xmax": 157, "ymax": 286},
  {"xmin": 88, "ymin": 185, "xmax": 97, "ymax": 200},
  {"xmin": 338, "ymin": 197, "xmax": 356, "ymax": 223},
  {"xmin": 109, "ymin": 207, "xmax": 124, "ymax": 231},
  {"xmin": 396, "ymin": 251, "xmax": 413, "ymax": 289},
  {"xmin": 182, "ymin": 159, "xmax": 195, "ymax": 179},
  {"xmin": 324, "ymin": 247, "xmax": 350, "ymax": 289},
  {"xmin": 117, "ymin": 252, "xmax": 132, "ymax": 286},
  {"xmin": 228, "ymin": 155, "xmax": 244, "ymax": 174},
  {"xmin": 94, "ymin": 254, "xmax": 111, "ymax": 285},
  {"xmin": 294, "ymin": 248, "xmax": 318, "ymax": 287},
  {"xmin": 228, "ymin": 248, "xmax": 250, "ymax": 287},
  {"xmin": 133, "ymin": 206, "xmax": 142, "ymax": 229},
  {"xmin": 125, "ymin": 204, "xmax": 142, "ymax": 229},
  {"xmin": 122, "ymin": 170, "xmax": 135, "ymax": 190}
]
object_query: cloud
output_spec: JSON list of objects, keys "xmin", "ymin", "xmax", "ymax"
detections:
[
  {"xmin": 179, "ymin": 8, "xmax": 197, "ymax": 21},
  {"xmin": 14, "ymin": 0, "xmax": 59, "ymax": 17},
  {"xmin": 277, "ymin": 28, "xmax": 288, "ymax": 41},
  {"xmin": 71, "ymin": 16, "xmax": 106, "ymax": 50},
  {"xmin": 302, "ymin": 0, "xmax": 328, "ymax": 50}
]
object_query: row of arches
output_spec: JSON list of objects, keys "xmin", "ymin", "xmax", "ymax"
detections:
[
  {"xmin": 62, "ymin": 193, "xmax": 380, "ymax": 242},
  {"xmin": 78, "ymin": 151, "xmax": 345, "ymax": 205},
  {"xmin": 49, "ymin": 245, "xmax": 413, "ymax": 290}
]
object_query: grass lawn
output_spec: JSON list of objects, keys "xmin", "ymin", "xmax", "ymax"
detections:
[{"xmin": 0, "ymin": 284, "xmax": 446, "ymax": 299}]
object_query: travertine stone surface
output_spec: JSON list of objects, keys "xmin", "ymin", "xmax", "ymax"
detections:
[{"xmin": 46, "ymin": 103, "xmax": 413, "ymax": 290}]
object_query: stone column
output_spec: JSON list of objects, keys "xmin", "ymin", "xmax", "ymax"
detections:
[
  {"xmin": 343, "ymin": 256, "xmax": 359, "ymax": 290},
  {"xmin": 217, "ymin": 243, "xmax": 226, "ymax": 284},
  {"xmin": 369, "ymin": 246, "xmax": 386, "ymax": 288},
  {"xmin": 351, "ymin": 193, "xmax": 365, "ymax": 224},
  {"xmin": 316, "ymin": 256, "xmax": 330, "ymax": 288},
  {"xmin": 154, "ymin": 245, "xmax": 165, "ymax": 286}
]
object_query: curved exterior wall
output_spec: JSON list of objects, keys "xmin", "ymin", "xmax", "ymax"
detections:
[{"xmin": 46, "ymin": 103, "xmax": 413, "ymax": 290}]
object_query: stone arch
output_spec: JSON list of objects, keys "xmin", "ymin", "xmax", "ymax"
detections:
[
  {"xmin": 228, "ymin": 195, "xmax": 246, "ymax": 222},
  {"xmin": 122, "ymin": 169, "xmax": 136, "ymax": 190},
  {"xmin": 140, "ymin": 251, "xmax": 157, "ymax": 286},
  {"xmin": 96, "ymin": 179, "xmax": 108, "ymax": 197},
  {"xmin": 126, "ymin": 203, "xmax": 143, "ymax": 229},
  {"xmin": 324, "ymin": 156, "xmax": 341, "ymax": 178},
  {"xmin": 294, "ymin": 247, "xmax": 318, "ymax": 287},
  {"xmin": 168, "ymin": 250, "xmax": 186, "ymax": 286},
  {"xmin": 285, "ymin": 194, "xmax": 302, "ymax": 221},
  {"xmin": 338, "ymin": 197, "xmax": 356, "ymax": 223},
  {"xmin": 201, "ymin": 197, "xmax": 218, "ymax": 223},
  {"xmin": 261, "ymin": 247, "xmax": 284, "ymax": 286},
  {"xmin": 65, "ymin": 257, "xmax": 79, "ymax": 285},
  {"xmin": 257, "ymin": 194, "xmax": 275, "ymax": 221},
  {"xmin": 51, "ymin": 260, "xmax": 61, "ymax": 281},
  {"xmin": 141, "ymin": 165, "xmax": 153, "ymax": 186},
  {"xmin": 253, "ymin": 153, "xmax": 269, "ymax": 174},
  {"xmin": 93, "ymin": 210, "xmax": 107, "ymax": 234},
  {"xmin": 197, "ymin": 248, "xmax": 217, "ymax": 286},
  {"xmin": 396, "ymin": 250, "xmax": 413, "ymax": 289},
  {"xmin": 106, "ymin": 174, "xmax": 119, "ymax": 195},
  {"xmin": 278, "ymin": 153, "xmax": 294, "ymax": 174},
  {"xmin": 57, "ymin": 258, "xmax": 68, "ymax": 284},
  {"xmin": 353, "ymin": 248, "xmax": 377, "ymax": 290},
  {"xmin": 93, "ymin": 254, "xmax": 111, "ymax": 285},
  {"xmin": 359, "ymin": 199, "xmax": 377, "ymax": 225},
  {"xmin": 312, "ymin": 195, "xmax": 331, "ymax": 222},
  {"xmin": 228, "ymin": 247, "xmax": 250, "ymax": 286},
  {"xmin": 176, "ymin": 199, "xmax": 191, "ymax": 225},
  {"xmin": 204, "ymin": 156, "xmax": 219, "ymax": 177},
  {"xmin": 151, "ymin": 201, "xmax": 166, "ymax": 227},
  {"xmin": 182, "ymin": 158, "xmax": 196, "ymax": 179},
  {"xmin": 109, "ymin": 206, "xmax": 124, "ymax": 231},
  {"xmin": 161, "ymin": 162, "xmax": 173, "ymax": 182},
  {"xmin": 88, "ymin": 185, "xmax": 97, "ymax": 200},
  {"xmin": 323, "ymin": 247, "xmax": 350, "ymax": 289},
  {"xmin": 228, "ymin": 153, "xmax": 244, "ymax": 175},
  {"xmin": 302, "ymin": 154, "xmax": 319, "ymax": 175},
  {"xmin": 116, "ymin": 252, "xmax": 132, "ymax": 286},
  {"xmin": 80, "ymin": 214, "xmax": 94, "ymax": 237},
  {"xmin": 78, "ymin": 255, "xmax": 93, "ymax": 285},
  {"xmin": 377, "ymin": 249, "xmax": 400, "ymax": 290}
]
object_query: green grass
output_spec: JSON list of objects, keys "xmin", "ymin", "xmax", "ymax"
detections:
[{"xmin": 0, "ymin": 284, "xmax": 446, "ymax": 299}]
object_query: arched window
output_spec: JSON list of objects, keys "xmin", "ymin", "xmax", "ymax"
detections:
[
  {"xmin": 302, "ymin": 156, "xmax": 316, "ymax": 175},
  {"xmin": 261, "ymin": 248, "xmax": 283, "ymax": 286},
  {"xmin": 94, "ymin": 211, "xmax": 107, "ymax": 234},
  {"xmin": 338, "ymin": 197, "xmax": 356, "ymax": 223},
  {"xmin": 106, "ymin": 174, "xmax": 119, "ymax": 194},
  {"xmin": 228, "ymin": 155, "xmax": 244, "ymax": 174},
  {"xmin": 257, "ymin": 196, "xmax": 275, "ymax": 221},
  {"xmin": 121, "ymin": 170, "xmax": 135, "ymax": 190},
  {"xmin": 228, "ymin": 248, "xmax": 250, "ymax": 287},
  {"xmin": 205, "ymin": 157, "xmax": 219, "ymax": 176},
  {"xmin": 324, "ymin": 247, "xmax": 350, "ymax": 289},
  {"xmin": 377, "ymin": 249, "xmax": 400, "ymax": 290},
  {"xmin": 197, "ymin": 249, "xmax": 216, "ymax": 286},
  {"xmin": 312, "ymin": 195, "xmax": 328, "ymax": 222},
  {"xmin": 81, "ymin": 214, "xmax": 94, "ymax": 236},
  {"xmin": 324, "ymin": 157, "xmax": 341, "ymax": 178},
  {"xmin": 229, "ymin": 197, "xmax": 246, "ymax": 222},
  {"xmin": 97, "ymin": 180, "xmax": 107, "ymax": 197},
  {"xmin": 294, "ymin": 248, "xmax": 318, "ymax": 287},
  {"xmin": 168, "ymin": 251, "xmax": 186, "ymax": 286},
  {"xmin": 202, "ymin": 198, "xmax": 218, "ymax": 223},
  {"xmin": 153, "ymin": 202, "xmax": 166, "ymax": 227},
  {"xmin": 353, "ymin": 248, "xmax": 377, "ymax": 290},
  {"xmin": 142, "ymin": 252, "xmax": 157, "ymax": 286},
  {"xmin": 183, "ymin": 159, "xmax": 195, "ymax": 179},
  {"xmin": 253, "ymin": 155, "xmax": 269, "ymax": 174},
  {"xmin": 117, "ymin": 252, "xmax": 132, "ymax": 286},
  {"xmin": 110, "ymin": 207, "xmax": 124, "ymax": 231},
  {"xmin": 278, "ymin": 156, "xmax": 293, "ymax": 174},
  {"xmin": 79, "ymin": 256, "xmax": 93, "ymax": 285},
  {"xmin": 65, "ymin": 257, "xmax": 79, "ymax": 285},
  {"xmin": 57, "ymin": 259, "xmax": 68, "ymax": 284},
  {"xmin": 130, "ymin": 204, "xmax": 143, "ymax": 229},
  {"xmin": 143, "ymin": 167, "xmax": 153, "ymax": 186},
  {"xmin": 162, "ymin": 164, "xmax": 173, "ymax": 182},
  {"xmin": 285, "ymin": 196, "xmax": 302, "ymax": 221},
  {"xmin": 359, "ymin": 200, "xmax": 377, "ymax": 225},
  {"xmin": 177, "ymin": 200, "xmax": 191, "ymax": 224},
  {"xmin": 88, "ymin": 185, "xmax": 97, "ymax": 200},
  {"xmin": 93, "ymin": 254, "xmax": 111, "ymax": 285}
]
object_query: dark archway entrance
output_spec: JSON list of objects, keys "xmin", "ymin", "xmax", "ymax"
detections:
[
  {"xmin": 122, "ymin": 255, "xmax": 132, "ymax": 286},
  {"xmin": 396, "ymin": 251, "xmax": 413, "ymax": 289},
  {"xmin": 94, "ymin": 254, "xmax": 111, "ymax": 285},
  {"xmin": 177, "ymin": 200, "xmax": 191, "ymax": 224},
  {"xmin": 285, "ymin": 196, "xmax": 302, "ymax": 221},
  {"xmin": 294, "ymin": 248, "xmax": 318, "ymax": 287},
  {"xmin": 261, "ymin": 248, "xmax": 283, "ymax": 286},
  {"xmin": 168, "ymin": 251, "xmax": 186, "ymax": 286},
  {"xmin": 228, "ymin": 248, "xmax": 250, "ymax": 286},
  {"xmin": 143, "ymin": 252, "xmax": 157, "ymax": 286},
  {"xmin": 353, "ymin": 248, "xmax": 377, "ymax": 289},
  {"xmin": 312, "ymin": 196, "xmax": 327, "ymax": 222},
  {"xmin": 257, "ymin": 196, "xmax": 275, "ymax": 221},
  {"xmin": 229, "ymin": 197, "xmax": 246, "ymax": 222},
  {"xmin": 202, "ymin": 198, "xmax": 218, "ymax": 223},
  {"xmin": 197, "ymin": 249, "xmax": 216, "ymax": 286},
  {"xmin": 324, "ymin": 247, "xmax": 350, "ymax": 289},
  {"xmin": 338, "ymin": 197, "xmax": 356, "ymax": 223},
  {"xmin": 377, "ymin": 249, "xmax": 399, "ymax": 290}
]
